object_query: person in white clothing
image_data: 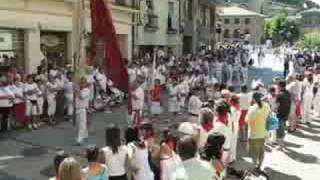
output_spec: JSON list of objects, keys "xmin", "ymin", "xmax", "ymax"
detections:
[
  {"xmin": 177, "ymin": 78, "xmax": 189, "ymax": 110},
  {"xmin": 24, "ymin": 75, "xmax": 40, "ymax": 129},
  {"xmin": 131, "ymin": 80, "xmax": 145, "ymax": 127},
  {"xmin": 229, "ymin": 95, "xmax": 241, "ymax": 163},
  {"xmin": 197, "ymin": 110, "xmax": 214, "ymax": 149},
  {"xmin": 167, "ymin": 78, "xmax": 180, "ymax": 116},
  {"xmin": 86, "ymin": 68, "xmax": 96, "ymax": 112},
  {"xmin": 47, "ymin": 76, "xmax": 59, "ymax": 124},
  {"xmin": 36, "ymin": 78, "xmax": 46, "ymax": 125},
  {"xmin": 101, "ymin": 124, "xmax": 128, "ymax": 179},
  {"xmin": 95, "ymin": 68, "xmax": 107, "ymax": 99},
  {"xmin": 302, "ymin": 72, "xmax": 314, "ymax": 125},
  {"xmin": 188, "ymin": 88, "xmax": 203, "ymax": 124},
  {"xmin": 238, "ymin": 86, "xmax": 251, "ymax": 142},
  {"xmin": 64, "ymin": 72, "xmax": 74, "ymax": 121},
  {"xmin": 75, "ymin": 77, "xmax": 90, "ymax": 145}
]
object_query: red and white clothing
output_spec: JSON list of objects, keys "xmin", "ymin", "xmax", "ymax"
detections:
[
  {"xmin": 24, "ymin": 82, "xmax": 39, "ymax": 116},
  {"xmin": 76, "ymin": 86, "xmax": 90, "ymax": 144},
  {"xmin": 167, "ymin": 83, "xmax": 180, "ymax": 113},
  {"xmin": 150, "ymin": 85, "xmax": 162, "ymax": 115},
  {"xmin": 132, "ymin": 86, "xmax": 144, "ymax": 127}
]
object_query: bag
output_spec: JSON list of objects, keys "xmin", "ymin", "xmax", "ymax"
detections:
[{"xmin": 266, "ymin": 112, "xmax": 279, "ymax": 131}]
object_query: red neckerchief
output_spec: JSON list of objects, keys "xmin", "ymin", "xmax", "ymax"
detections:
[
  {"xmin": 231, "ymin": 102, "xmax": 240, "ymax": 111},
  {"xmin": 202, "ymin": 122, "xmax": 213, "ymax": 132},
  {"xmin": 217, "ymin": 114, "xmax": 229, "ymax": 126}
]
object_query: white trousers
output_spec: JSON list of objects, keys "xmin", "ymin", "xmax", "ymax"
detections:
[
  {"xmin": 65, "ymin": 94, "xmax": 73, "ymax": 116},
  {"xmin": 76, "ymin": 108, "xmax": 88, "ymax": 143},
  {"xmin": 230, "ymin": 124, "xmax": 239, "ymax": 162},
  {"xmin": 47, "ymin": 96, "xmax": 56, "ymax": 116},
  {"xmin": 302, "ymin": 96, "xmax": 312, "ymax": 123}
]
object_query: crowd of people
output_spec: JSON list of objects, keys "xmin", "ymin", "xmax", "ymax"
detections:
[{"xmin": 1, "ymin": 43, "xmax": 320, "ymax": 180}]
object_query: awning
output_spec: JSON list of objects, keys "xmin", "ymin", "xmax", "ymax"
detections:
[{"xmin": 0, "ymin": 10, "xmax": 37, "ymax": 29}]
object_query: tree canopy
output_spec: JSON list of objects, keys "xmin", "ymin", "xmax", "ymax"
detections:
[
  {"xmin": 264, "ymin": 9, "xmax": 301, "ymax": 45},
  {"xmin": 298, "ymin": 31, "xmax": 320, "ymax": 48}
]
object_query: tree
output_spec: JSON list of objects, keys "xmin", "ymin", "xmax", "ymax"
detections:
[
  {"xmin": 264, "ymin": 9, "xmax": 301, "ymax": 46},
  {"xmin": 298, "ymin": 31, "xmax": 320, "ymax": 48}
]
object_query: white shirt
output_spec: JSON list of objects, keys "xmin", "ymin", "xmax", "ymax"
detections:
[
  {"xmin": 96, "ymin": 72, "xmax": 107, "ymax": 91},
  {"xmin": 101, "ymin": 146, "xmax": 128, "ymax": 176},
  {"xmin": 76, "ymin": 87, "xmax": 90, "ymax": 109},
  {"xmin": 213, "ymin": 121, "xmax": 232, "ymax": 149},
  {"xmin": 188, "ymin": 95, "xmax": 202, "ymax": 115},
  {"xmin": 0, "ymin": 86, "xmax": 14, "ymax": 107},
  {"xmin": 9, "ymin": 84, "xmax": 24, "ymax": 104},
  {"xmin": 132, "ymin": 86, "xmax": 144, "ymax": 110},
  {"xmin": 46, "ymin": 82, "xmax": 58, "ymax": 98},
  {"xmin": 238, "ymin": 92, "xmax": 251, "ymax": 110},
  {"xmin": 24, "ymin": 83, "xmax": 38, "ymax": 101}
]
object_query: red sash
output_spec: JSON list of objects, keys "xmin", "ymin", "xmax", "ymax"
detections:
[{"xmin": 133, "ymin": 110, "xmax": 142, "ymax": 127}]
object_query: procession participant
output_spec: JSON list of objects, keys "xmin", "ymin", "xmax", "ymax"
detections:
[
  {"xmin": 238, "ymin": 85, "xmax": 250, "ymax": 142},
  {"xmin": 188, "ymin": 87, "xmax": 203, "ymax": 124},
  {"xmin": 75, "ymin": 77, "xmax": 90, "ymax": 145},
  {"xmin": 47, "ymin": 75, "xmax": 59, "ymax": 124},
  {"xmin": 64, "ymin": 72, "xmax": 74, "ymax": 121},
  {"xmin": 24, "ymin": 75, "xmax": 39, "ymax": 129},
  {"xmin": 232, "ymin": 62, "xmax": 242, "ymax": 93},
  {"xmin": 176, "ymin": 76, "xmax": 189, "ymax": 110},
  {"xmin": 212, "ymin": 99, "xmax": 232, "ymax": 165},
  {"xmin": 226, "ymin": 60, "xmax": 233, "ymax": 87},
  {"xmin": 131, "ymin": 78, "xmax": 144, "ymax": 127},
  {"xmin": 286, "ymin": 74, "xmax": 299, "ymax": 132},
  {"xmin": 229, "ymin": 94, "xmax": 241, "ymax": 164},
  {"xmin": 150, "ymin": 78, "xmax": 163, "ymax": 119},
  {"xmin": 216, "ymin": 60, "xmax": 224, "ymax": 84},
  {"xmin": 36, "ymin": 77, "xmax": 46, "ymax": 126},
  {"xmin": 86, "ymin": 67, "xmax": 96, "ymax": 113},
  {"xmin": 301, "ymin": 71, "xmax": 314, "ymax": 125},
  {"xmin": 95, "ymin": 68, "xmax": 107, "ymax": 99},
  {"xmin": 0, "ymin": 77, "xmax": 14, "ymax": 132},
  {"xmin": 167, "ymin": 78, "xmax": 180, "ymax": 116},
  {"xmin": 312, "ymin": 65, "xmax": 320, "ymax": 118},
  {"xmin": 12, "ymin": 77, "xmax": 26, "ymax": 128},
  {"xmin": 197, "ymin": 110, "xmax": 214, "ymax": 149}
]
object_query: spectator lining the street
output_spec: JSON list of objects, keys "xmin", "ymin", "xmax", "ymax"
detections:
[
  {"xmin": 49, "ymin": 152, "xmax": 69, "ymax": 180},
  {"xmin": 102, "ymin": 124, "xmax": 128, "ymax": 180},
  {"xmin": 58, "ymin": 157, "xmax": 83, "ymax": 180},
  {"xmin": 83, "ymin": 145, "xmax": 109, "ymax": 180}
]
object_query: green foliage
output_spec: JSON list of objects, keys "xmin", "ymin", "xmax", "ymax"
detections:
[
  {"xmin": 264, "ymin": 9, "xmax": 301, "ymax": 45},
  {"xmin": 298, "ymin": 31, "xmax": 320, "ymax": 48}
]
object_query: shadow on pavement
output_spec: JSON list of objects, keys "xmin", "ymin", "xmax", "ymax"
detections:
[
  {"xmin": 20, "ymin": 147, "xmax": 48, "ymax": 157},
  {"xmin": 283, "ymin": 141, "xmax": 303, "ymax": 149},
  {"xmin": 299, "ymin": 125, "xmax": 320, "ymax": 134},
  {"xmin": 291, "ymin": 130, "xmax": 320, "ymax": 142},
  {"xmin": 0, "ymin": 171, "xmax": 29, "ymax": 180},
  {"xmin": 264, "ymin": 167, "xmax": 301, "ymax": 180},
  {"xmin": 282, "ymin": 147, "xmax": 319, "ymax": 164}
]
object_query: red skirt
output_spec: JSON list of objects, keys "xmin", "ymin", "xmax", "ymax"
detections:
[
  {"xmin": 14, "ymin": 102, "xmax": 26, "ymax": 127},
  {"xmin": 239, "ymin": 110, "xmax": 248, "ymax": 129},
  {"xmin": 296, "ymin": 103, "xmax": 302, "ymax": 117}
]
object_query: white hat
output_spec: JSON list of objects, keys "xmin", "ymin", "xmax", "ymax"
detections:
[{"xmin": 178, "ymin": 122, "xmax": 196, "ymax": 135}]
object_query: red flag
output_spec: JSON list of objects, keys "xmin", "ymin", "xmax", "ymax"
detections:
[
  {"xmin": 90, "ymin": 0, "xmax": 132, "ymax": 113},
  {"xmin": 90, "ymin": 0, "xmax": 129, "ymax": 92}
]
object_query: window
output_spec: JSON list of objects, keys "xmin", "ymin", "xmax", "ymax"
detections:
[
  {"xmin": 224, "ymin": 18, "xmax": 230, "ymax": 24},
  {"xmin": 244, "ymin": 29, "xmax": 250, "ymax": 34},
  {"xmin": 224, "ymin": 29, "xmax": 230, "ymax": 38},
  {"xmin": 168, "ymin": 2, "xmax": 174, "ymax": 30},
  {"xmin": 245, "ymin": 18, "xmax": 250, "ymax": 24},
  {"xmin": 235, "ymin": 18, "xmax": 240, "ymax": 24},
  {"xmin": 233, "ymin": 29, "xmax": 240, "ymax": 38}
]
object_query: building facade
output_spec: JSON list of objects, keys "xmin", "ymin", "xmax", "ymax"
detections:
[
  {"xmin": 133, "ymin": 0, "xmax": 182, "ymax": 57},
  {"xmin": 218, "ymin": 6, "xmax": 265, "ymax": 44},
  {"xmin": 0, "ymin": 0, "xmax": 137, "ymax": 74},
  {"xmin": 300, "ymin": 8, "xmax": 320, "ymax": 32}
]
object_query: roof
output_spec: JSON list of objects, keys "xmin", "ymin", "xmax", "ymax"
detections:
[
  {"xmin": 300, "ymin": 8, "xmax": 320, "ymax": 15},
  {"xmin": 217, "ymin": 6, "xmax": 265, "ymax": 17}
]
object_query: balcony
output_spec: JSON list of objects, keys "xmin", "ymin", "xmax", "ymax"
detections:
[{"xmin": 144, "ymin": 14, "xmax": 159, "ymax": 31}]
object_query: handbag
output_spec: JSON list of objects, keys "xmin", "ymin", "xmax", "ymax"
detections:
[{"xmin": 266, "ymin": 112, "xmax": 279, "ymax": 131}]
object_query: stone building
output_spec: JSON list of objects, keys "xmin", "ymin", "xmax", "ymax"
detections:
[
  {"xmin": 0, "ymin": 0, "xmax": 138, "ymax": 73},
  {"xmin": 300, "ymin": 8, "xmax": 320, "ymax": 32},
  {"xmin": 217, "ymin": 6, "xmax": 265, "ymax": 44}
]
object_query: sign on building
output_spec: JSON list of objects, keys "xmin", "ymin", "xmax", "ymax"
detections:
[{"xmin": 0, "ymin": 32, "xmax": 13, "ymax": 50}]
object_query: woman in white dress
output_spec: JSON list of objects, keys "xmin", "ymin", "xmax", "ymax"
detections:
[
  {"xmin": 64, "ymin": 73, "xmax": 74, "ymax": 121},
  {"xmin": 167, "ymin": 79, "xmax": 180, "ymax": 116}
]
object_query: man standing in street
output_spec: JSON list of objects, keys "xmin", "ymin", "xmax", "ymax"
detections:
[{"xmin": 276, "ymin": 80, "xmax": 291, "ymax": 149}]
